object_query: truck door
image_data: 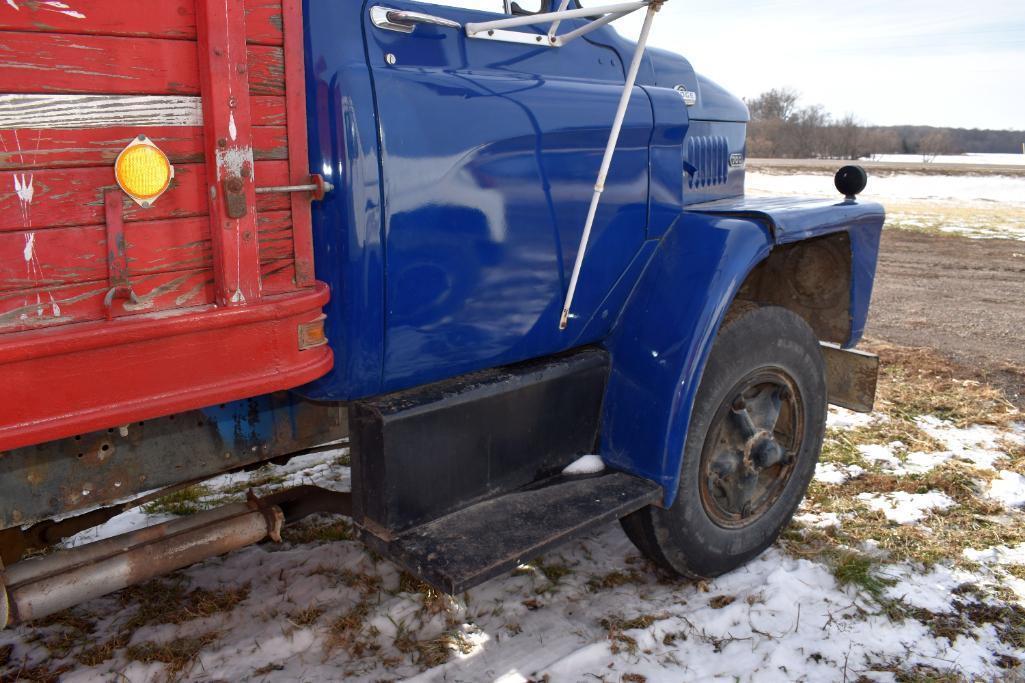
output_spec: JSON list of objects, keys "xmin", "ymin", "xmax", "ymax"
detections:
[{"xmin": 361, "ymin": 0, "xmax": 652, "ymax": 389}]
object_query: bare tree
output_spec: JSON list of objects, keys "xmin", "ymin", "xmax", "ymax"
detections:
[
  {"xmin": 827, "ymin": 114, "xmax": 864, "ymax": 160},
  {"xmin": 919, "ymin": 130, "xmax": 953, "ymax": 162},
  {"xmin": 742, "ymin": 88, "xmax": 1020, "ymax": 160},
  {"xmin": 746, "ymin": 88, "xmax": 801, "ymax": 122}
]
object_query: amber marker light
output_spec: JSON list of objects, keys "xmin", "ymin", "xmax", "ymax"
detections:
[
  {"xmin": 114, "ymin": 135, "xmax": 174, "ymax": 207},
  {"xmin": 298, "ymin": 315, "xmax": 328, "ymax": 350}
]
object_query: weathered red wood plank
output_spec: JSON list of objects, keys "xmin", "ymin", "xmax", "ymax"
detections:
[
  {"xmin": 0, "ymin": 0, "xmax": 285, "ymax": 46},
  {"xmin": 0, "ymin": 32, "xmax": 284, "ymax": 96},
  {"xmin": 252, "ymin": 96, "xmax": 287, "ymax": 127},
  {"xmin": 0, "ymin": 125, "xmax": 287, "ymax": 171},
  {"xmin": 0, "ymin": 211, "xmax": 294, "ymax": 292},
  {"xmin": 247, "ymin": 45, "xmax": 286, "ymax": 98},
  {"xmin": 196, "ymin": 0, "xmax": 262, "ymax": 306},
  {"xmin": 0, "ymin": 94, "xmax": 284, "ymax": 132},
  {"xmin": 281, "ymin": 0, "xmax": 314, "ymax": 287},
  {"xmin": 0, "ymin": 161, "xmax": 290, "ymax": 232},
  {"xmin": 0, "ymin": 260, "xmax": 296, "ymax": 333}
]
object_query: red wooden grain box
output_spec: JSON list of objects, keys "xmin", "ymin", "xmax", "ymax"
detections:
[{"xmin": 0, "ymin": 0, "xmax": 332, "ymax": 452}]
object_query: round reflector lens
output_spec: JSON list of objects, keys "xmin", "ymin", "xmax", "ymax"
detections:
[{"xmin": 115, "ymin": 143, "xmax": 172, "ymax": 201}]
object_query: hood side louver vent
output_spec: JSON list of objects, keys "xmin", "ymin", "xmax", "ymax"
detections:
[{"xmin": 687, "ymin": 135, "xmax": 729, "ymax": 189}]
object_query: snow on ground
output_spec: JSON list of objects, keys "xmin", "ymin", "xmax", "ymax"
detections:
[
  {"xmin": 747, "ymin": 169, "xmax": 1025, "ymax": 241},
  {"xmin": 856, "ymin": 490, "xmax": 956, "ymax": 524},
  {"xmin": 865, "ymin": 153, "xmax": 1025, "ymax": 167},
  {"xmin": 3, "ymin": 402, "xmax": 1025, "ymax": 682},
  {"xmin": 813, "ymin": 461, "xmax": 864, "ymax": 484},
  {"xmin": 988, "ymin": 471, "xmax": 1025, "ymax": 509},
  {"xmin": 916, "ymin": 415, "xmax": 1024, "ymax": 471},
  {"xmin": 64, "ymin": 447, "xmax": 351, "ymax": 549},
  {"xmin": 964, "ymin": 544, "xmax": 1025, "ymax": 566},
  {"xmin": 747, "ymin": 171, "xmax": 1025, "ymax": 207}
]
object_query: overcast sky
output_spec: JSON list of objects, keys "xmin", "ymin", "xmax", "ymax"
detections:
[{"xmin": 612, "ymin": 0, "xmax": 1025, "ymax": 130}]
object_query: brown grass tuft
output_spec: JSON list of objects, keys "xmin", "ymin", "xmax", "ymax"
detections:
[
  {"xmin": 281, "ymin": 517, "xmax": 354, "ymax": 545},
  {"xmin": 864, "ymin": 340, "xmax": 1021, "ymax": 426},
  {"xmin": 288, "ymin": 605, "xmax": 325, "ymax": 628},
  {"xmin": 118, "ymin": 579, "xmax": 250, "ymax": 631},
  {"xmin": 125, "ymin": 632, "xmax": 220, "ymax": 681},
  {"xmin": 586, "ymin": 569, "xmax": 647, "ymax": 592}
]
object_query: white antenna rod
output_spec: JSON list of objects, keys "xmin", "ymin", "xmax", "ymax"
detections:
[{"xmin": 559, "ymin": 1, "xmax": 660, "ymax": 330}]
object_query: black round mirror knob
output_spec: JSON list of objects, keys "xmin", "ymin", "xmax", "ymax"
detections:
[{"xmin": 835, "ymin": 165, "xmax": 868, "ymax": 199}]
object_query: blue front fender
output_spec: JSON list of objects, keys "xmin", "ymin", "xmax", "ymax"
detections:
[{"xmin": 601, "ymin": 198, "xmax": 883, "ymax": 507}]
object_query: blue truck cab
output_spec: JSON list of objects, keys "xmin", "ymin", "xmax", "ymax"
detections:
[
  {"xmin": 0, "ymin": 0, "xmax": 883, "ymax": 624},
  {"xmin": 292, "ymin": 0, "xmax": 883, "ymax": 587}
]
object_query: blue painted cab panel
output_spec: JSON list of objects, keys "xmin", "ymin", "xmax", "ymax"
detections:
[
  {"xmin": 688, "ymin": 195, "xmax": 885, "ymax": 346},
  {"xmin": 298, "ymin": 0, "xmax": 388, "ymax": 400},
  {"xmin": 601, "ymin": 199, "xmax": 884, "ymax": 505},
  {"xmin": 600, "ymin": 213, "xmax": 772, "ymax": 502},
  {"xmin": 361, "ymin": 0, "xmax": 654, "ymax": 391},
  {"xmin": 295, "ymin": 0, "xmax": 884, "ymax": 507},
  {"xmin": 681, "ymin": 120, "xmax": 746, "ymax": 205}
]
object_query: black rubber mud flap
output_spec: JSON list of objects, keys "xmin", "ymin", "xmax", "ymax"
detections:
[{"xmin": 364, "ymin": 471, "xmax": 662, "ymax": 593}]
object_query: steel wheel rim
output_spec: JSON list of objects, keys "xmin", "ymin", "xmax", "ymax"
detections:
[{"xmin": 698, "ymin": 368, "xmax": 805, "ymax": 529}]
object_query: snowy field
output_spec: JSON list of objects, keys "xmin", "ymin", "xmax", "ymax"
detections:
[
  {"xmin": 747, "ymin": 168, "xmax": 1025, "ymax": 242},
  {"xmin": 865, "ymin": 154, "xmax": 1025, "ymax": 167},
  {"xmin": 2, "ymin": 347, "xmax": 1025, "ymax": 681}
]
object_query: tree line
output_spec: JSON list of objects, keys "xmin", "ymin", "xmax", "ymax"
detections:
[{"xmin": 744, "ymin": 88, "xmax": 1025, "ymax": 160}]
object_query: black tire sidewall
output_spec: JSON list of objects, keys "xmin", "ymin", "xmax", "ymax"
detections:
[{"xmin": 650, "ymin": 306, "xmax": 827, "ymax": 578}]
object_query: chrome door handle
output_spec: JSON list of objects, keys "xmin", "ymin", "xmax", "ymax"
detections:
[{"xmin": 370, "ymin": 6, "xmax": 462, "ymax": 33}]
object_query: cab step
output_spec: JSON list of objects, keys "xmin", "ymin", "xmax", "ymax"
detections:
[{"xmin": 362, "ymin": 471, "xmax": 662, "ymax": 593}]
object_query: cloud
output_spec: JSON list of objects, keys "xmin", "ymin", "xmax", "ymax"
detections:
[{"xmin": 611, "ymin": 0, "xmax": 1025, "ymax": 128}]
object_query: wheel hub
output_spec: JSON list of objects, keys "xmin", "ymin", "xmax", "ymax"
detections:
[{"xmin": 700, "ymin": 371, "xmax": 804, "ymax": 528}]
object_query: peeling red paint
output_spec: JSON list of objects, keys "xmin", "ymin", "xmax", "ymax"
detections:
[
  {"xmin": 0, "ymin": 0, "xmax": 328, "ymax": 454},
  {"xmin": 0, "ymin": 0, "xmax": 284, "ymax": 45}
]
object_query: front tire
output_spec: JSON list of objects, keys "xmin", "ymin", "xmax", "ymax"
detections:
[{"xmin": 621, "ymin": 305, "xmax": 827, "ymax": 579}]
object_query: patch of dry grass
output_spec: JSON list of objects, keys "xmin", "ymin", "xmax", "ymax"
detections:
[
  {"xmin": 864, "ymin": 340, "xmax": 1021, "ymax": 427},
  {"xmin": 396, "ymin": 573, "xmax": 450, "ymax": 617},
  {"xmin": 394, "ymin": 628, "xmax": 475, "ymax": 669},
  {"xmin": 125, "ymin": 632, "xmax": 220, "ymax": 682},
  {"xmin": 325, "ymin": 570, "xmax": 384, "ymax": 659},
  {"xmin": 865, "ymin": 660, "xmax": 970, "ymax": 683},
  {"xmin": 882, "ymin": 202, "xmax": 1025, "ymax": 244},
  {"xmin": 287, "ymin": 605, "xmax": 325, "ymax": 628},
  {"xmin": 118, "ymin": 579, "xmax": 250, "ymax": 631},
  {"xmin": 1005, "ymin": 565, "xmax": 1025, "ymax": 581},
  {"xmin": 0, "ymin": 653, "xmax": 71, "ymax": 683},
  {"xmin": 599, "ymin": 613, "xmax": 670, "ymax": 656},
  {"xmin": 21, "ymin": 578, "xmax": 248, "ymax": 674},
  {"xmin": 847, "ymin": 419, "xmax": 945, "ymax": 453},
  {"xmin": 511, "ymin": 558, "xmax": 576, "ymax": 593},
  {"xmin": 793, "ymin": 469, "xmax": 1025, "ymax": 569},
  {"xmin": 141, "ymin": 485, "xmax": 214, "ymax": 516},
  {"xmin": 820, "ymin": 428, "xmax": 867, "ymax": 466},
  {"xmin": 215, "ymin": 469, "xmax": 288, "ymax": 497},
  {"xmin": 996, "ymin": 438, "xmax": 1025, "ymax": 476},
  {"xmin": 586, "ymin": 568, "xmax": 647, "ymax": 593},
  {"xmin": 788, "ymin": 341, "xmax": 1025, "ymax": 590},
  {"xmin": 280, "ymin": 517, "xmax": 354, "ymax": 545}
]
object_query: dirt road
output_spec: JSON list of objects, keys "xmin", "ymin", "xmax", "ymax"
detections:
[{"xmin": 865, "ymin": 229, "xmax": 1025, "ymax": 403}]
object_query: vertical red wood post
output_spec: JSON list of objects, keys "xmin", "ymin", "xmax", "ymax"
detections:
[
  {"xmin": 282, "ymin": 0, "xmax": 316, "ymax": 287},
  {"xmin": 195, "ymin": 0, "xmax": 262, "ymax": 306}
]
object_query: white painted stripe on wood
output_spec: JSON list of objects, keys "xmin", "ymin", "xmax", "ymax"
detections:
[{"xmin": 0, "ymin": 94, "xmax": 203, "ymax": 130}]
